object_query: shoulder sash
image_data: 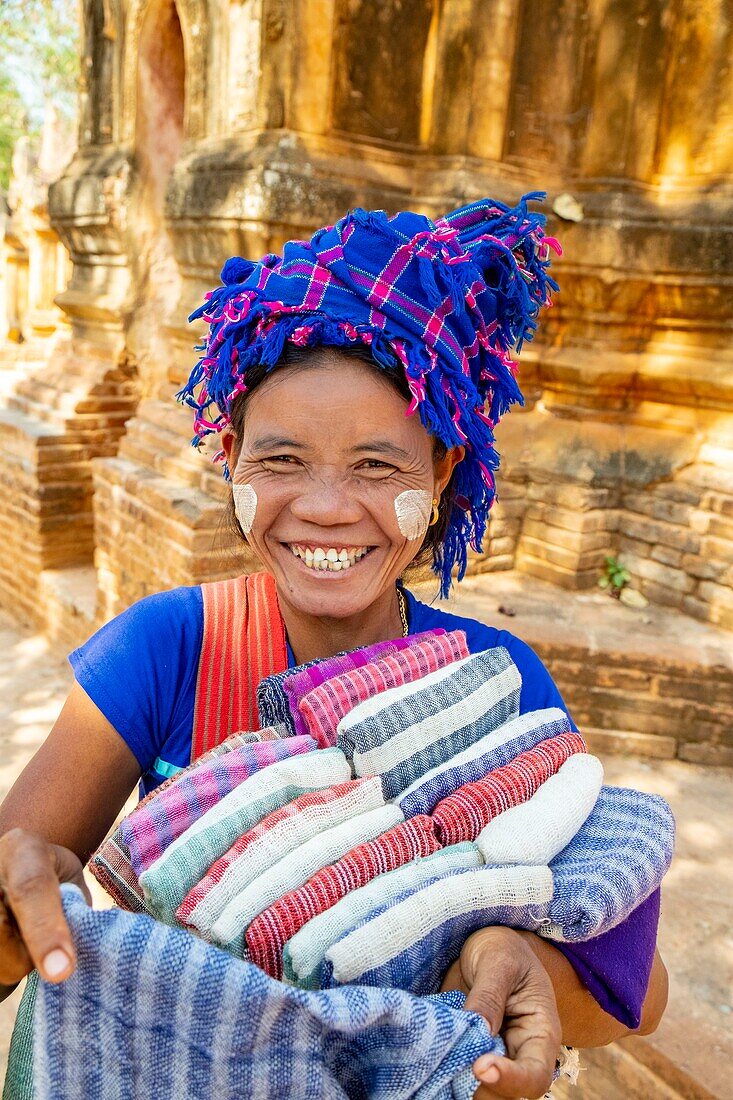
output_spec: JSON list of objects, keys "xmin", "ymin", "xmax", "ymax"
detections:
[{"xmin": 191, "ymin": 572, "xmax": 288, "ymax": 761}]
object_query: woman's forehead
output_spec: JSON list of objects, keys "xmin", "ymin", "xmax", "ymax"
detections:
[{"xmin": 242, "ymin": 360, "xmax": 430, "ymax": 452}]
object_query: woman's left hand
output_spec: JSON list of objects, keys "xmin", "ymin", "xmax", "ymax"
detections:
[{"xmin": 441, "ymin": 925, "xmax": 562, "ymax": 1100}]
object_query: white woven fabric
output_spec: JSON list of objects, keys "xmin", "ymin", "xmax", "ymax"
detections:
[
  {"xmin": 345, "ymin": 663, "xmax": 520, "ymax": 778},
  {"xmin": 184, "ymin": 776, "xmax": 386, "ymax": 934},
  {"xmin": 325, "ymin": 865, "xmax": 553, "ymax": 985},
  {"xmin": 140, "ymin": 749, "xmax": 351, "ymax": 922},
  {"xmin": 283, "ymin": 843, "xmax": 483, "ymax": 988},
  {"xmin": 395, "ymin": 707, "xmax": 570, "ymax": 804},
  {"xmin": 477, "ymin": 754, "xmax": 604, "ymax": 867},
  {"xmin": 209, "ymin": 804, "xmax": 405, "ymax": 952}
]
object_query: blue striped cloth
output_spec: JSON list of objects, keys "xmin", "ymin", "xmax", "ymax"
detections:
[
  {"xmin": 314, "ymin": 785, "xmax": 674, "ymax": 996},
  {"xmin": 543, "ymin": 785, "xmax": 676, "ymax": 942},
  {"xmin": 323, "ymin": 865, "xmax": 553, "ymax": 996},
  {"xmin": 397, "ymin": 707, "xmax": 572, "ymax": 818},
  {"xmin": 339, "ymin": 648, "xmax": 521, "ymax": 800},
  {"xmin": 256, "ymin": 667, "xmax": 308, "ymax": 735},
  {"xmin": 31, "ymin": 886, "xmax": 503, "ymax": 1100}
]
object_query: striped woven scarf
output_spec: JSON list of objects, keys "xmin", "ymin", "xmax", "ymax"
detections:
[
  {"xmin": 476, "ymin": 753, "xmax": 603, "ymax": 867},
  {"xmin": 177, "ymin": 776, "xmax": 386, "ymax": 935},
  {"xmin": 543, "ymin": 784, "xmax": 675, "ymax": 941},
  {"xmin": 208, "ymin": 804, "xmax": 404, "ymax": 955},
  {"xmin": 298, "ymin": 630, "xmax": 469, "ymax": 747},
  {"xmin": 246, "ymin": 814, "xmax": 440, "ymax": 979},
  {"xmin": 283, "ymin": 843, "xmax": 483, "ymax": 990},
  {"xmin": 29, "ymin": 885, "xmax": 503, "ymax": 1100},
  {"xmin": 397, "ymin": 707, "xmax": 572, "ymax": 818},
  {"xmin": 431, "ymin": 731, "xmax": 586, "ymax": 846},
  {"xmin": 256, "ymin": 639, "xmax": 409, "ymax": 735},
  {"xmin": 89, "ymin": 730, "xmax": 268, "ymax": 915},
  {"xmin": 121, "ymin": 735, "xmax": 316, "ymax": 876},
  {"xmin": 339, "ymin": 648, "xmax": 522, "ymax": 799},
  {"xmin": 140, "ymin": 749, "xmax": 351, "ymax": 924},
  {"xmin": 323, "ymin": 865, "xmax": 554, "ymax": 996}
]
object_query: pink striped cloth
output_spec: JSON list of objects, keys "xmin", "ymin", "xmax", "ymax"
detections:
[
  {"xmin": 298, "ymin": 631, "xmax": 469, "ymax": 748},
  {"xmin": 282, "ymin": 631, "xmax": 446, "ymax": 738},
  {"xmin": 432, "ymin": 731, "xmax": 587, "ymax": 846},
  {"xmin": 177, "ymin": 778, "xmax": 382, "ymax": 927},
  {"xmin": 245, "ymin": 815, "xmax": 441, "ymax": 979},
  {"xmin": 120, "ymin": 735, "xmax": 317, "ymax": 875}
]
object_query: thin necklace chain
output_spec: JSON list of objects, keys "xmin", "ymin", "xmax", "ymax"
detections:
[{"xmin": 397, "ymin": 587, "xmax": 409, "ymax": 638}]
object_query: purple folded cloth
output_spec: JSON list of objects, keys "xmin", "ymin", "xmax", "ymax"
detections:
[{"xmin": 554, "ymin": 888, "xmax": 661, "ymax": 1029}]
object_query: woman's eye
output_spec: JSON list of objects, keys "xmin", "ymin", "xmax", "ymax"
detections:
[{"xmin": 358, "ymin": 460, "xmax": 396, "ymax": 474}]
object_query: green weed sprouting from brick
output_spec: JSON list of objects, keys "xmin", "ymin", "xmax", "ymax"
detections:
[{"xmin": 598, "ymin": 555, "xmax": 631, "ymax": 598}]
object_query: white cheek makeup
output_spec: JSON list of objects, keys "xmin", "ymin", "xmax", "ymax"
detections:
[
  {"xmin": 233, "ymin": 483, "xmax": 258, "ymax": 534},
  {"xmin": 394, "ymin": 489, "xmax": 432, "ymax": 541}
]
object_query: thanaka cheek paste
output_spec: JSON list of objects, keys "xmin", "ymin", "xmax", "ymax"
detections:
[
  {"xmin": 394, "ymin": 489, "xmax": 432, "ymax": 541},
  {"xmin": 233, "ymin": 483, "xmax": 258, "ymax": 534}
]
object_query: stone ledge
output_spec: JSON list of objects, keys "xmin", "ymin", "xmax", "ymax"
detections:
[{"xmin": 420, "ymin": 570, "xmax": 733, "ymax": 764}]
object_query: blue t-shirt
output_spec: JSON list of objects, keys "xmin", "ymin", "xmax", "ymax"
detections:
[{"xmin": 70, "ymin": 582, "xmax": 578, "ymax": 797}]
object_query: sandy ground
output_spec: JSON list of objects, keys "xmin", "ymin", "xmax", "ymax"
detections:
[{"xmin": 0, "ymin": 606, "xmax": 730, "ymax": 1096}]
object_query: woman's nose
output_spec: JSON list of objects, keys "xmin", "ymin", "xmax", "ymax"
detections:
[{"xmin": 289, "ymin": 473, "xmax": 364, "ymax": 527}]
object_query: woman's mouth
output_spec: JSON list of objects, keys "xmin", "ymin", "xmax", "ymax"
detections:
[{"xmin": 286, "ymin": 544, "xmax": 374, "ymax": 572}]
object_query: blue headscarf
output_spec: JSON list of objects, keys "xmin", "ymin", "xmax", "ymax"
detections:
[{"xmin": 179, "ymin": 192, "xmax": 561, "ymax": 595}]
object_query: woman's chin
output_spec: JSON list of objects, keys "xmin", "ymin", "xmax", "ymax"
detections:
[{"xmin": 272, "ymin": 544, "xmax": 388, "ymax": 617}]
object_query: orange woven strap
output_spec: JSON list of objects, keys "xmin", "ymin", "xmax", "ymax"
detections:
[{"xmin": 191, "ymin": 572, "xmax": 288, "ymax": 761}]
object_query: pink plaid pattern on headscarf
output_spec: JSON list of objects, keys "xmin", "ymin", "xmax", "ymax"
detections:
[
  {"xmin": 431, "ymin": 732, "xmax": 587, "ymax": 846},
  {"xmin": 245, "ymin": 815, "xmax": 440, "ymax": 979},
  {"xmin": 298, "ymin": 631, "xmax": 470, "ymax": 748}
]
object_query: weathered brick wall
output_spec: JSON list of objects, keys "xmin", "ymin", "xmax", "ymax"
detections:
[
  {"xmin": 544, "ymin": 646, "xmax": 733, "ymax": 768},
  {"xmin": 0, "ymin": 0, "xmax": 729, "ymax": 766}
]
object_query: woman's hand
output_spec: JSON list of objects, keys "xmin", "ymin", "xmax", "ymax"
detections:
[
  {"xmin": 441, "ymin": 925, "xmax": 561, "ymax": 1100},
  {"xmin": 0, "ymin": 828, "xmax": 91, "ymax": 995}
]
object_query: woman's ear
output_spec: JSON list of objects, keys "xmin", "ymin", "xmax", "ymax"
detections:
[
  {"xmin": 220, "ymin": 428, "xmax": 237, "ymax": 468},
  {"xmin": 434, "ymin": 445, "xmax": 465, "ymax": 497}
]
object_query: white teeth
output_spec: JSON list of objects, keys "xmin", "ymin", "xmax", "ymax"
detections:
[{"xmin": 288, "ymin": 544, "xmax": 369, "ymax": 571}]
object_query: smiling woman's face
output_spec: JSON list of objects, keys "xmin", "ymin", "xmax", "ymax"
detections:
[{"xmin": 222, "ymin": 350, "xmax": 461, "ymax": 623}]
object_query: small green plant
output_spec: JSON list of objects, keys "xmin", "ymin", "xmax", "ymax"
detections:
[{"xmin": 598, "ymin": 555, "xmax": 631, "ymax": 598}]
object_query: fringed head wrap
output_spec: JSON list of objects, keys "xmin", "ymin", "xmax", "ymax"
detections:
[{"xmin": 179, "ymin": 191, "xmax": 561, "ymax": 595}]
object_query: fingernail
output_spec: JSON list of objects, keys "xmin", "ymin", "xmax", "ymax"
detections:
[{"xmin": 42, "ymin": 949, "xmax": 71, "ymax": 979}]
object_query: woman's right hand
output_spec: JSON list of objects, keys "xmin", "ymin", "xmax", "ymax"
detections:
[{"xmin": 0, "ymin": 828, "xmax": 91, "ymax": 993}]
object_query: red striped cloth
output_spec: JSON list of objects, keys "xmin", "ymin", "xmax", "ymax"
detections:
[
  {"xmin": 431, "ymin": 731, "xmax": 587, "ymax": 846},
  {"xmin": 192, "ymin": 572, "xmax": 288, "ymax": 760},
  {"xmin": 177, "ymin": 779, "xmax": 378, "ymax": 925},
  {"xmin": 245, "ymin": 814, "xmax": 440, "ymax": 978},
  {"xmin": 298, "ymin": 630, "xmax": 469, "ymax": 748}
]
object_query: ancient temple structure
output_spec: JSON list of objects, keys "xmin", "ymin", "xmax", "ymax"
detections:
[{"xmin": 0, "ymin": 0, "xmax": 731, "ymax": 646}]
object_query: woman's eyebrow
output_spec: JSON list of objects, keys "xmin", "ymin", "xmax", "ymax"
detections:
[
  {"xmin": 250, "ymin": 435, "xmax": 307, "ymax": 451},
  {"xmin": 351, "ymin": 441, "xmax": 411, "ymax": 460}
]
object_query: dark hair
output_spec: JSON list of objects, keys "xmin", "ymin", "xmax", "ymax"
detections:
[{"xmin": 225, "ymin": 342, "xmax": 457, "ymax": 578}]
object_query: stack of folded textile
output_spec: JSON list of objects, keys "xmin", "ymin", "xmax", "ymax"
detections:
[{"xmin": 89, "ymin": 629, "xmax": 674, "ymax": 1002}]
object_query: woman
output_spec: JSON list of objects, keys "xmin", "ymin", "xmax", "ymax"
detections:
[{"xmin": 0, "ymin": 196, "xmax": 668, "ymax": 1099}]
